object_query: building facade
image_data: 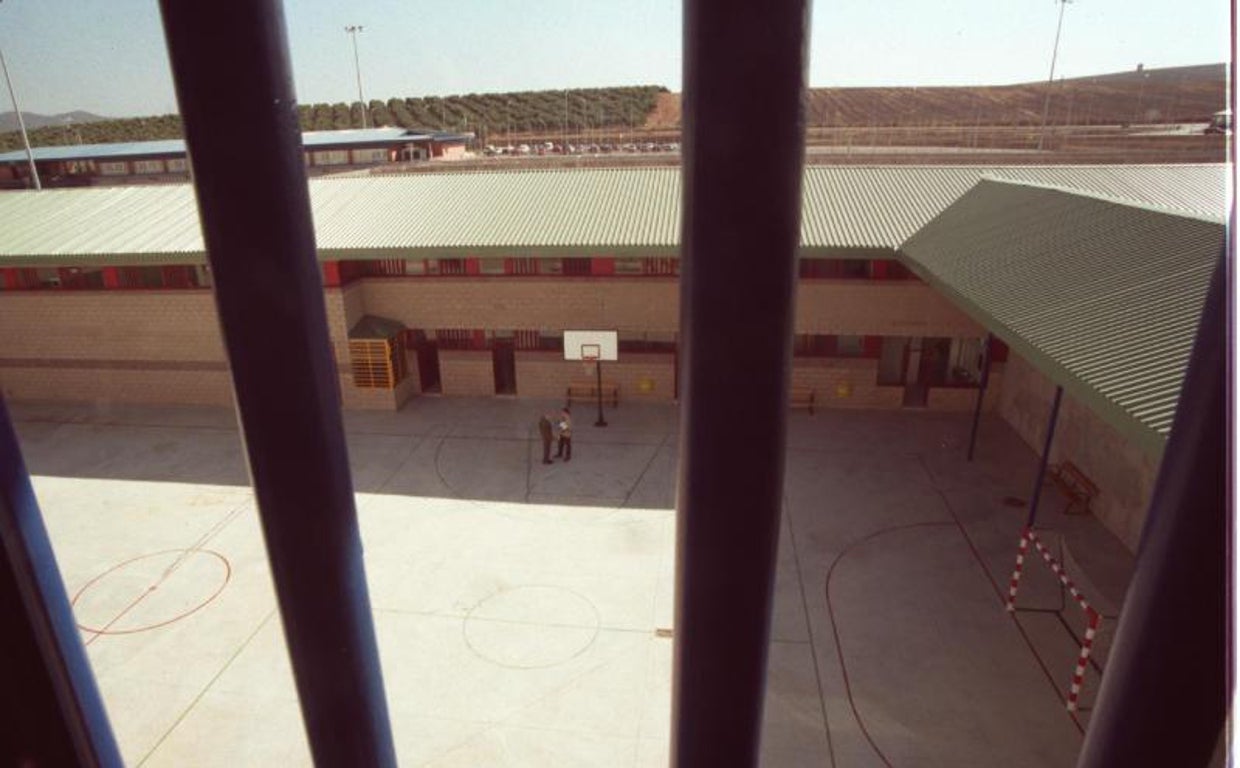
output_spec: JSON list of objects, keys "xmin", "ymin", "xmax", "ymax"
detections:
[{"xmin": 0, "ymin": 164, "xmax": 1226, "ymax": 550}]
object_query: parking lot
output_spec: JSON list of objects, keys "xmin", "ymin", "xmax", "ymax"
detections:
[{"xmin": 14, "ymin": 397, "xmax": 1131, "ymax": 766}]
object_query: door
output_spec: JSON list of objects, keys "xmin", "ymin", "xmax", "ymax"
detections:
[
  {"xmin": 492, "ymin": 341, "xmax": 516, "ymax": 395},
  {"xmin": 416, "ymin": 340, "xmax": 441, "ymax": 393}
]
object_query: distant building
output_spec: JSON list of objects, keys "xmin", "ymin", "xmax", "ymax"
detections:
[{"xmin": 0, "ymin": 127, "xmax": 474, "ymax": 188}]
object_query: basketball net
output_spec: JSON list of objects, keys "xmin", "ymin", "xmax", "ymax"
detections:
[{"xmin": 582, "ymin": 356, "xmax": 598, "ymax": 376}]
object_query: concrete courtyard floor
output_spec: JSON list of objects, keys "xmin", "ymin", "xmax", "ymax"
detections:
[{"xmin": 12, "ymin": 397, "xmax": 1135, "ymax": 767}]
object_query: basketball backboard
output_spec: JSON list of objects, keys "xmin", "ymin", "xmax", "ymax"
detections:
[{"xmin": 564, "ymin": 330, "xmax": 618, "ymax": 361}]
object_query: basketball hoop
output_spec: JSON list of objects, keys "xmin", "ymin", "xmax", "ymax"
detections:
[{"xmin": 562, "ymin": 332, "xmax": 616, "ymax": 428}]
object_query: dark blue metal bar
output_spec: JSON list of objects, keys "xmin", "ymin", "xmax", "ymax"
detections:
[
  {"xmin": 674, "ymin": 0, "xmax": 808, "ymax": 762},
  {"xmin": 156, "ymin": 4, "xmax": 396, "ymax": 765},
  {"xmin": 0, "ymin": 399, "xmax": 122, "ymax": 767},
  {"xmin": 1077, "ymin": 253, "xmax": 1228, "ymax": 766},
  {"xmin": 966, "ymin": 333, "xmax": 993, "ymax": 462},
  {"xmin": 1024, "ymin": 385, "xmax": 1063, "ymax": 528}
]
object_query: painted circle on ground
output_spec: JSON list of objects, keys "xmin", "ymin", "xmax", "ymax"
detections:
[
  {"xmin": 463, "ymin": 585, "xmax": 601, "ymax": 669},
  {"xmin": 72, "ymin": 549, "xmax": 231, "ymax": 635}
]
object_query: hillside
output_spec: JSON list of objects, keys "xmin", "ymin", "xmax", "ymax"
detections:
[
  {"xmin": 645, "ymin": 63, "xmax": 1227, "ymax": 129},
  {"xmin": 0, "ymin": 64, "xmax": 1225, "ymax": 154},
  {"xmin": 0, "ymin": 110, "xmax": 108, "ymax": 133},
  {"xmin": 0, "ymin": 86, "xmax": 667, "ymax": 152}
]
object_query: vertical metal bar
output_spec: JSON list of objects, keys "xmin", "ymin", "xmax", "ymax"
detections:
[
  {"xmin": 674, "ymin": 0, "xmax": 808, "ymax": 762},
  {"xmin": 1024, "ymin": 385, "xmax": 1063, "ymax": 528},
  {"xmin": 595, "ymin": 359, "xmax": 607, "ymax": 427},
  {"xmin": 1077, "ymin": 255, "xmax": 1228, "ymax": 766},
  {"xmin": 156, "ymin": 4, "xmax": 396, "ymax": 765},
  {"xmin": 966, "ymin": 333, "xmax": 993, "ymax": 462},
  {"xmin": 0, "ymin": 48, "xmax": 41, "ymax": 190},
  {"xmin": 0, "ymin": 399, "xmax": 122, "ymax": 767}
]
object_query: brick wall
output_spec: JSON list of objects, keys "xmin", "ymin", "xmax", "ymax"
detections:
[
  {"xmin": 0, "ymin": 290, "xmax": 225, "ymax": 362},
  {"xmin": 797, "ymin": 281, "xmax": 982, "ymax": 337},
  {"xmin": 791, "ymin": 358, "xmax": 904, "ymax": 409},
  {"xmin": 439, "ymin": 350, "xmax": 496, "ymax": 396},
  {"xmin": 359, "ymin": 277, "xmax": 977, "ymax": 339},
  {"xmin": 926, "ymin": 369, "xmax": 1004, "ymax": 412},
  {"xmin": 997, "ymin": 353, "xmax": 1158, "ymax": 552},
  {"xmin": 360, "ymin": 277, "xmax": 680, "ymax": 332},
  {"xmin": 1, "ymin": 365, "xmax": 234, "ymax": 406},
  {"xmin": 515, "ymin": 352, "xmax": 675, "ymax": 401}
]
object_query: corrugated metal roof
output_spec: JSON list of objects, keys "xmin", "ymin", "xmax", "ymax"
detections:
[
  {"xmin": 0, "ymin": 128, "xmax": 459, "ymax": 164},
  {"xmin": 0, "ymin": 139, "xmax": 188, "ymax": 163},
  {"xmin": 900, "ymin": 178, "xmax": 1225, "ymax": 456},
  {"xmin": 0, "ymin": 164, "xmax": 1225, "ymax": 265},
  {"xmin": 301, "ymin": 128, "xmax": 426, "ymax": 147},
  {"xmin": 799, "ymin": 165, "xmax": 1227, "ymax": 249}
]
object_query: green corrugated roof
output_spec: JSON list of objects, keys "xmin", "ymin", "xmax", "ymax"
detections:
[
  {"xmin": 0, "ymin": 164, "xmax": 1225, "ymax": 266},
  {"xmin": 899, "ymin": 178, "xmax": 1225, "ymax": 457}
]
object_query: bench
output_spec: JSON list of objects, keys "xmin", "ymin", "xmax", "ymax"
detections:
[
  {"xmin": 789, "ymin": 387, "xmax": 815, "ymax": 415},
  {"xmin": 566, "ymin": 380, "xmax": 619, "ymax": 407},
  {"xmin": 1048, "ymin": 460, "xmax": 1098, "ymax": 515}
]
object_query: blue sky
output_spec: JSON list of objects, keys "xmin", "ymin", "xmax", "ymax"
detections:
[{"xmin": 0, "ymin": 0, "xmax": 1230, "ymax": 117}]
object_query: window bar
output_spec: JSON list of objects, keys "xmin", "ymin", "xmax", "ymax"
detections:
[
  {"xmin": 1077, "ymin": 254, "xmax": 1228, "ymax": 766},
  {"xmin": 674, "ymin": 0, "xmax": 809, "ymax": 763},
  {"xmin": 156, "ymin": 3, "xmax": 396, "ymax": 765},
  {"xmin": 0, "ymin": 399, "xmax": 122, "ymax": 767}
]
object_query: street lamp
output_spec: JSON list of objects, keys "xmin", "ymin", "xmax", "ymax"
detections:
[
  {"xmin": 0, "ymin": 45, "xmax": 39, "ymax": 188},
  {"xmin": 1037, "ymin": 0, "xmax": 1072, "ymax": 151},
  {"xmin": 345, "ymin": 25, "xmax": 367, "ymax": 129}
]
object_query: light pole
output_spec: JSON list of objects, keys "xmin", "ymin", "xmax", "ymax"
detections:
[
  {"xmin": 0, "ymin": 46, "xmax": 39, "ymax": 189},
  {"xmin": 1037, "ymin": 0, "xmax": 1072, "ymax": 151},
  {"xmin": 344, "ymin": 25, "xmax": 367, "ymax": 129}
]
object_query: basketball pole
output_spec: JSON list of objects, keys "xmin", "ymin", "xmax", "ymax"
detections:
[{"xmin": 594, "ymin": 358, "xmax": 607, "ymax": 427}]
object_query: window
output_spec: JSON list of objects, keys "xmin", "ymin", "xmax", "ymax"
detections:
[
  {"xmin": 167, "ymin": 158, "xmax": 189, "ymax": 173},
  {"xmin": 563, "ymin": 257, "xmax": 591, "ymax": 276},
  {"xmin": 435, "ymin": 329, "xmax": 486, "ymax": 350},
  {"xmin": 618, "ymin": 330, "xmax": 676, "ymax": 353},
  {"xmin": 97, "ymin": 161, "xmax": 129, "ymax": 176},
  {"xmin": 479, "ymin": 258, "xmax": 506, "ymax": 275},
  {"xmin": 350, "ymin": 148, "xmax": 387, "ymax": 164},
  {"xmin": 132, "ymin": 159, "xmax": 166, "ymax": 174},
  {"xmin": 644, "ymin": 257, "xmax": 678, "ymax": 276},
  {"xmin": 799, "ymin": 259, "xmax": 872, "ymax": 279},
  {"xmin": 835, "ymin": 335, "xmax": 865, "ymax": 356},
  {"xmin": 506, "ymin": 257, "xmax": 539, "ymax": 275},
  {"xmin": 616, "ymin": 257, "xmax": 644, "ymax": 275},
  {"xmin": 839, "ymin": 260, "xmax": 869, "ymax": 279},
  {"xmin": 793, "ymin": 334, "xmax": 881, "ymax": 358},
  {"xmin": 793, "ymin": 334, "xmax": 832, "ymax": 357},
  {"xmin": 313, "ymin": 150, "xmax": 349, "ymax": 166}
]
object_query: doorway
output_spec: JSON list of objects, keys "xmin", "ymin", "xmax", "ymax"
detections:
[
  {"xmin": 413, "ymin": 334, "xmax": 441, "ymax": 393},
  {"xmin": 492, "ymin": 341, "xmax": 517, "ymax": 395}
]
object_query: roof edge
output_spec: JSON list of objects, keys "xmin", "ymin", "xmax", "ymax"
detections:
[{"xmin": 894, "ymin": 247, "xmax": 1169, "ymax": 459}]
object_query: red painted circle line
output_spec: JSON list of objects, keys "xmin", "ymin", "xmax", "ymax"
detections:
[{"xmin": 71, "ymin": 548, "xmax": 232, "ymax": 636}]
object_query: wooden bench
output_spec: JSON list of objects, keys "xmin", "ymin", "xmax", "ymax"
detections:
[
  {"xmin": 566, "ymin": 380, "xmax": 619, "ymax": 407},
  {"xmin": 789, "ymin": 387, "xmax": 815, "ymax": 415},
  {"xmin": 1048, "ymin": 461, "xmax": 1098, "ymax": 515}
]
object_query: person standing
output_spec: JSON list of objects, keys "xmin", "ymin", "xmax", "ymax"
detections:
[
  {"xmin": 538, "ymin": 412, "xmax": 554, "ymax": 464},
  {"xmin": 555, "ymin": 407, "xmax": 573, "ymax": 461}
]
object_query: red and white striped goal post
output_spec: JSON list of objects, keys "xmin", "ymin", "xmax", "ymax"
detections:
[{"xmin": 1004, "ymin": 526, "xmax": 1102, "ymax": 712}]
